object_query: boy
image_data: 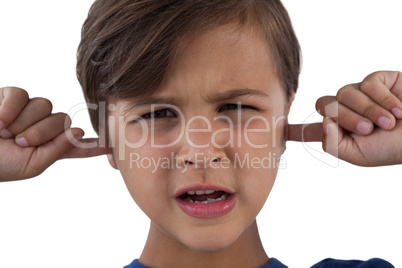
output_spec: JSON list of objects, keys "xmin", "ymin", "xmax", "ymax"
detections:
[{"xmin": 0, "ymin": 0, "xmax": 401, "ymax": 267}]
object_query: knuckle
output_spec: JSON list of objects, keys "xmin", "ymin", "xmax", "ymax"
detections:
[
  {"xmin": 32, "ymin": 98, "xmax": 53, "ymax": 114},
  {"xmin": 362, "ymin": 103, "xmax": 377, "ymax": 118},
  {"xmin": 2, "ymin": 86, "xmax": 26, "ymax": 93},
  {"xmin": 360, "ymin": 76, "xmax": 376, "ymax": 93},
  {"xmin": 338, "ymin": 114, "xmax": 353, "ymax": 127},
  {"xmin": 0, "ymin": 88, "xmax": 29, "ymax": 122},
  {"xmin": 55, "ymin": 113, "xmax": 72, "ymax": 128},
  {"xmin": 19, "ymin": 88, "xmax": 29, "ymax": 100},
  {"xmin": 379, "ymin": 95, "xmax": 395, "ymax": 108},
  {"xmin": 10, "ymin": 87, "xmax": 30, "ymax": 101},
  {"xmin": 25, "ymin": 127, "xmax": 42, "ymax": 145},
  {"xmin": 337, "ymin": 110, "xmax": 360, "ymax": 131},
  {"xmin": 0, "ymin": 109, "xmax": 19, "ymax": 125},
  {"xmin": 336, "ymin": 86, "xmax": 350, "ymax": 102},
  {"xmin": 316, "ymin": 96, "xmax": 335, "ymax": 116},
  {"xmin": 364, "ymin": 71, "xmax": 380, "ymax": 81},
  {"xmin": 315, "ymin": 98, "xmax": 324, "ymax": 114},
  {"xmin": 323, "ymin": 100, "xmax": 338, "ymax": 118}
]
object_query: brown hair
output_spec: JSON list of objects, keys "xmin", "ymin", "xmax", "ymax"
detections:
[{"xmin": 77, "ymin": 0, "xmax": 301, "ymax": 134}]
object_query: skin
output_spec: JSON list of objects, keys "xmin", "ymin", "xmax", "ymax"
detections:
[
  {"xmin": 316, "ymin": 72, "xmax": 402, "ymax": 166},
  {"xmin": 0, "ymin": 20, "xmax": 401, "ymax": 268},
  {"xmin": 106, "ymin": 24, "xmax": 402, "ymax": 266},
  {"xmin": 107, "ymin": 23, "xmax": 289, "ymax": 267}
]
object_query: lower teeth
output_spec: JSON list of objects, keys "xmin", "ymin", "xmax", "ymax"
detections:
[{"xmin": 184, "ymin": 194, "xmax": 229, "ymax": 204}]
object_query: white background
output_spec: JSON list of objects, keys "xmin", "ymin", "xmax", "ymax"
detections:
[{"xmin": 0, "ymin": 1, "xmax": 401, "ymax": 267}]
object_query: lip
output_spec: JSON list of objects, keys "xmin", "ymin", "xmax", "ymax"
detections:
[
  {"xmin": 175, "ymin": 184, "xmax": 235, "ymax": 198},
  {"xmin": 175, "ymin": 184, "xmax": 236, "ymax": 218}
]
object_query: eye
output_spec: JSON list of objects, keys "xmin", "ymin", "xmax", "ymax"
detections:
[
  {"xmin": 218, "ymin": 103, "xmax": 258, "ymax": 112},
  {"xmin": 140, "ymin": 109, "xmax": 176, "ymax": 120}
]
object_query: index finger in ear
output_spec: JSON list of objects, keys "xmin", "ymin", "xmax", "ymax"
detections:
[
  {"xmin": 0, "ymin": 87, "xmax": 30, "ymax": 129},
  {"xmin": 61, "ymin": 138, "xmax": 109, "ymax": 159},
  {"xmin": 287, "ymin": 123, "xmax": 324, "ymax": 142}
]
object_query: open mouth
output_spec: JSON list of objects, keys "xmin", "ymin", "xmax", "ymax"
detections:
[
  {"xmin": 176, "ymin": 187, "xmax": 236, "ymax": 218},
  {"xmin": 179, "ymin": 190, "xmax": 231, "ymax": 204}
]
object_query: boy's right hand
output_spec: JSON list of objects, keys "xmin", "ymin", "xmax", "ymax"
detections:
[{"xmin": 0, "ymin": 87, "xmax": 107, "ymax": 182}]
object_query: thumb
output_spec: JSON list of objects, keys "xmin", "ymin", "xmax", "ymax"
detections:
[{"xmin": 287, "ymin": 123, "xmax": 324, "ymax": 142}]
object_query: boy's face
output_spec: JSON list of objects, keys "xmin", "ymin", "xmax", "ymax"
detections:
[{"xmin": 108, "ymin": 23, "xmax": 290, "ymax": 252}]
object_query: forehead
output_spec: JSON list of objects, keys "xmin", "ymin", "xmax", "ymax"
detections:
[
  {"xmin": 111, "ymin": 23, "xmax": 284, "ymax": 111},
  {"xmin": 156, "ymin": 23, "xmax": 282, "ymax": 100}
]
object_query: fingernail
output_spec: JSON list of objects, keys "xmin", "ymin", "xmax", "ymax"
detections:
[
  {"xmin": 0, "ymin": 120, "xmax": 5, "ymax": 130},
  {"xmin": 378, "ymin": 116, "xmax": 391, "ymax": 129},
  {"xmin": 0, "ymin": 129, "xmax": 13, "ymax": 139},
  {"xmin": 16, "ymin": 137, "xmax": 29, "ymax": 147},
  {"xmin": 392, "ymin": 108, "xmax": 402, "ymax": 118},
  {"xmin": 356, "ymin": 121, "xmax": 371, "ymax": 135}
]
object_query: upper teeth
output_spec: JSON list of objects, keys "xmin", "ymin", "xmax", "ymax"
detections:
[
  {"xmin": 182, "ymin": 194, "xmax": 228, "ymax": 204},
  {"xmin": 187, "ymin": 190, "xmax": 216, "ymax": 195}
]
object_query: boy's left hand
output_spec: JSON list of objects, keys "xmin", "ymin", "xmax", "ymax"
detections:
[{"xmin": 288, "ymin": 71, "xmax": 402, "ymax": 166}]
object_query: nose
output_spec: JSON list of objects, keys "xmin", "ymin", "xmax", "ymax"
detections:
[{"xmin": 176, "ymin": 116, "xmax": 227, "ymax": 169}]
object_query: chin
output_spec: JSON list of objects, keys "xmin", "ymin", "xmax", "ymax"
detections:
[{"xmin": 177, "ymin": 225, "xmax": 244, "ymax": 253}]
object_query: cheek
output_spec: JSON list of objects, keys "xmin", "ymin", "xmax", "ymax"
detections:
[
  {"xmin": 111, "ymin": 125, "xmax": 175, "ymax": 218},
  {"xmin": 116, "ymin": 150, "xmax": 173, "ymax": 224},
  {"xmin": 229, "ymin": 116, "xmax": 285, "ymax": 171},
  {"xmin": 230, "ymin": 116, "xmax": 285, "ymax": 211},
  {"xmin": 241, "ymin": 115, "xmax": 286, "ymax": 151}
]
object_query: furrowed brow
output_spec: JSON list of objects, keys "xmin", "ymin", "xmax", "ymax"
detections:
[
  {"xmin": 122, "ymin": 88, "xmax": 269, "ymax": 114},
  {"xmin": 208, "ymin": 88, "xmax": 270, "ymax": 102}
]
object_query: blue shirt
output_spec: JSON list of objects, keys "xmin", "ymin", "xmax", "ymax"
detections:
[{"xmin": 124, "ymin": 257, "xmax": 394, "ymax": 268}]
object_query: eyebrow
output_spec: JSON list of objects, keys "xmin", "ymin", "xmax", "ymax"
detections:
[
  {"xmin": 123, "ymin": 88, "xmax": 270, "ymax": 114},
  {"xmin": 206, "ymin": 88, "xmax": 270, "ymax": 102},
  {"xmin": 123, "ymin": 96, "xmax": 178, "ymax": 115}
]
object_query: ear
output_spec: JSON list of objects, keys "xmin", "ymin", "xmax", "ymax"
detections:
[
  {"xmin": 281, "ymin": 91, "xmax": 296, "ymax": 155},
  {"xmin": 98, "ymin": 103, "xmax": 119, "ymax": 170},
  {"xmin": 286, "ymin": 91, "xmax": 296, "ymax": 116},
  {"xmin": 107, "ymin": 153, "xmax": 119, "ymax": 170}
]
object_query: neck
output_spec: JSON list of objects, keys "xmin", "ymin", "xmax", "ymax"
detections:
[{"xmin": 139, "ymin": 220, "xmax": 269, "ymax": 268}]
